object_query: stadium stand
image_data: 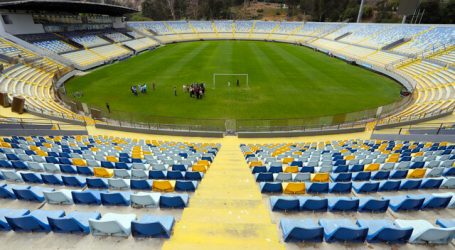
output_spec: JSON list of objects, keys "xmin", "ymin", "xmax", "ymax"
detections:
[
  {"xmin": 241, "ymin": 140, "xmax": 455, "ymax": 244},
  {"xmin": 0, "ymin": 0, "xmax": 455, "ymax": 247}
]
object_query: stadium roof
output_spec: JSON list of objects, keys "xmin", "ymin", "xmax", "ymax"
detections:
[{"xmin": 0, "ymin": 0, "xmax": 138, "ymax": 15}]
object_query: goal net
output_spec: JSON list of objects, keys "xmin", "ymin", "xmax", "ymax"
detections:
[{"xmin": 212, "ymin": 73, "xmax": 249, "ymax": 89}]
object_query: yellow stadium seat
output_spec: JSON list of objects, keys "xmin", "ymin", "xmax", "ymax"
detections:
[
  {"xmin": 412, "ymin": 152, "xmax": 424, "ymax": 157},
  {"xmin": 249, "ymin": 161, "xmax": 263, "ymax": 168},
  {"xmin": 407, "ymin": 168, "xmax": 426, "ymax": 179},
  {"xmin": 284, "ymin": 166, "xmax": 299, "ymax": 173},
  {"xmin": 36, "ymin": 151, "xmax": 48, "ymax": 157},
  {"xmin": 94, "ymin": 167, "xmax": 114, "ymax": 178},
  {"xmin": 364, "ymin": 163, "xmax": 380, "ymax": 171},
  {"xmin": 72, "ymin": 158, "xmax": 87, "ymax": 167},
  {"xmin": 293, "ymin": 151, "xmax": 302, "ymax": 155},
  {"xmin": 310, "ymin": 173, "xmax": 329, "ymax": 182},
  {"xmin": 386, "ymin": 158, "xmax": 398, "ymax": 163},
  {"xmin": 1, "ymin": 142, "xmax": 11, "ymax": 148},
  {"xmin": 344, "ymin": 155, "xmax": 355, "ymax": 161},
  {"xmin": 198, "ymin": 160, "xmax": 210, "ymax": 167},
  {"xmin": 152, "ymin": 180, "xmax": 175, "ymax": 192},
  {"xmin": 192, "ymin": 164, "xmax": 208, "ymax": 173},
  {"xmin": 282, "ymin": 182, "xmax": 306, "ymax": 194},
  {"xmin": 106, "ymin": 156, "xmax": 119, "ymax": 162},
  {"xmin": 282, "ymin": 157, "xmax": 293, "ymax": 164}
]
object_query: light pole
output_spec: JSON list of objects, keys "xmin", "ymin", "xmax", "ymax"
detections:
[{"xmin": 357, "ymin": 0, "xmax": 365, "ymax": 23}]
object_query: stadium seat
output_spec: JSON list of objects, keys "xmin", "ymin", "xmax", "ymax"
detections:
[
  {"xmin": 328, "ymin": 197, "xmax": 359, "ymax": 212},
  {"xmin": 356, "ymin": 219, "xmax": 413, "ymax": 243},
  {"xmin": 358, "ymin": 197, "xmax": 390, "ymax": 213},
  {"xmin": 43, "ymin": 189, "xmax": 74, "ymax": 205},
  {"xmin": 71, "ymin": 190, "xmax": 102, "ymax": 205},
  {"xmin": 310, "ymin": 173, "xmax": 329, "ymax": 182},
  {"xmin": 0, "ymin": 209, "xmax": 30, "ymax": 231},
  {"xmin": 6, "ymin": 209, "xmax": 65, "ymax": 232},
  {"xmin": 159, "ymin": 194, "xmax": 189, "ymax": 208},
  {"xmin": 299, "ymin": 197, "xmax": 328, "ymax": 212},
  {"xmin": 89, "ymin": 213, "xmax": 136, "ymax": 237},
  {"xmin": 152, "ymin": 180, "xmax": 175, "ymax": 192},
  {"xmin": 270, "ymin": 196, "xmax": 299, "ymax": 211},
  {"xmin": 280, "ymin": 218, "xmax": 324, "ymax": 242},
  {"xmin": 319, "ymin": 219, "xmax": 368, "ymax": 243},
  {"xmin": 395, "ymin": 219, "xmax": 455, "ymax": 244},
  {"xmin": 94, "ymin": 167, "xmax": 114, "ymax": 178},
  {"xmin": 353, "ymin": 182, "xmax": 379, "ymax": 193},
  {"xmin": 100, "ymin": 191, "xmax": 131, "ymax": 206},
  {"xmin": 48, "ymin": 211, "xmax": 101, "ymax": 234},
  {"xmin": 130, "ymin": 179, "xmax": 152, "ymax": 190},
  {"xmin": 132, "ymin": 215, "xmax": 175, "ymax": 238},
  {"xmin": 13, "ymin": 186, "xmax": 54, "ymax": 202},
  {"xmin": 329, "ymin": 182, "xmax": 352, "ymax": 193},
  {"xmin": 131, "ymin": 192, "xmax": 161, "ymax": 208},
  {"xmin": 86, "ymin": 177, "xmax": 109, "ymax": 189},
  {"xmin": 282, "ymin": 182, "xmax": 305, "ymax": 194},
  {"xmin": 387, "ymin": 195, "xmax": 425, "ymax": 212}
]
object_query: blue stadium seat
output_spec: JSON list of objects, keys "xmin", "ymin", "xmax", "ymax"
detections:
[
  {"xmin": 6, "ymin": 210, "xmax": 65, "ymax": 232},
  {"xmin": 357, "ymin": 219, "xmax": 413, "ymax": 243},
  {"xmin": 319, "ymin": 219, "xmax": 368, "ymax": 243},
  {"xmin": 71, "ymin": 190, "xmax": 102, "ymax": 205},
  {"xmin": 280, "ymin": 218, "xmax": 324, "ymax": 242},
  {"xmin": 299, "ymin": 197, "xmax": 328, "ymax": 212},
  {"xmin": 131, "ymin": 215, "xmax": 175, "ymax": 238},
  {"xmin": 48, "ymin": 211, "xmax": 101, "ymax": 234},
  {"xmin": 270, "ymin": 196, "xmax": 299, "ymax": 211}
]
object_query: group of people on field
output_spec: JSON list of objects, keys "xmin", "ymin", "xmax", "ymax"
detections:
[
  {"xmin": 131, "ymin": 83, "xmax": 155, "ymax": 96},
  {"xmin": 183, "ymin": 83, "xmax": 206, "ymax": 99}
]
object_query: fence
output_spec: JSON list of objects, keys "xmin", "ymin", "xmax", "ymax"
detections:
[{"xmin": 0, "ymin": 117, "xmax": 87, "ymax": 133}]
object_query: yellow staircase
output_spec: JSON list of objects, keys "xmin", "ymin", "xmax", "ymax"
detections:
[
  {"xmin": 248, "ymin": 20, "xmax": 257, "ymax": 38},
  {"xmin": 163, "ymin": 137, "xmax": 284, "ymax": 250},
  {"xmin": 212, "ymin": 21, "xmax": 219, "ymax": 37},
  {"xmin": 267, "ymin": 22, "xmax": 281, "ymax": 39}
]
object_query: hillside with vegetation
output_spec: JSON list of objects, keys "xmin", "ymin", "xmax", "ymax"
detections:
[{"xmin": 127, "ymin": 0, "xmax": 454, "ymax": 24}]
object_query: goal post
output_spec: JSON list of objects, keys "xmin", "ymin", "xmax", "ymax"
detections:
[{"xmin": 212, "ymin": 73, "xmax": 249, "ymax": 89}]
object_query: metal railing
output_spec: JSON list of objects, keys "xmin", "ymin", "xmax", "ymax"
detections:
[
  {"xmin": 0, "ymin": 117, "xmax": 87, "ymax": 132},
  {"xmin": 377, "ymin": 105, "xmax": 455, "ymax": 126},
  {"xmin": 373, "ymin": 121, "xmax": 455, "ymax": 136}
]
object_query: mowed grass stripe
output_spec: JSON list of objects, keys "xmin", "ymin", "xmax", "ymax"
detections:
[{"xmin": 66, "ymin": 41, "xmax": 402, "ymax": 122}]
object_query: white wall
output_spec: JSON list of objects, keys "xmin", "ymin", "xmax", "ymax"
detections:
[{"xmin": 0, "ymin": 13, "xmax": 44, "ymax": 35}]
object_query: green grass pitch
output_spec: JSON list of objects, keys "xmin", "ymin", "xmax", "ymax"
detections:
[{"xmin": 65, "ymin": 40, "xmax": 402, "ymax": 122}]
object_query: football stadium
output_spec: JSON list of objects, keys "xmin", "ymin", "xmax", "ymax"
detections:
[{"xmin": 0, "ymin": 0, "xmax": 454, "ymax": 249}]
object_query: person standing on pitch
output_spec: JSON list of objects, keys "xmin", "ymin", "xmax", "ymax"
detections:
[
  {"xmin": 237, "ymin": 79, "xmax": 239, "ymax": 87},
  {"xmin": 152, "ymin": 83, "xmax": 155, "ymax": 91},
  {"xmin": 174, "ymin": 86, "xmax": 177, "ymax": 96},
  {"xmin": 106, "ymin": 102, "xmax": 110, "ymax": 113}
]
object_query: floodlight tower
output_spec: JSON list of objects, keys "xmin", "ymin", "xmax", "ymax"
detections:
[{"xmin": 357, "ymin": 0, "xmax": 365, "ymax": 23}]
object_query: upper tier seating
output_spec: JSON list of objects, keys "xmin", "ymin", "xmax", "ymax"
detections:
[
  {"xmin": 104, "ymin": 32, "xmax": 131, "ymax": 42},
  {"xmin": 254, "ymin": 21, "xmax": 279, "ymax": 33},
  {"xmin": 393, "ymin": 26, "xmax": 455, "ymax": 55},
  {"xmin": 33, "ymin": 40, "xmax": 76, "ymax": 54},
  {"xmin": 122, "ymin": 38, "xmax": 159, "ymax": 52},
  {"xmin": 214, "ymin": 20, "xmax": 233, "ymax": 33},
  {"xmin": 190, "ymin": 21, "xmax": 214, "ymax": 33},
  {"xmin": 274, "ymin": 22, "xmax": 304, "ymax": 35},
  {"xmin": 166, "ymin": 21, "xmax": 192, "ymax": 34},
  {"xmin": 235, "ymin": 21, "xmax": 254, "ymax": 33}
]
